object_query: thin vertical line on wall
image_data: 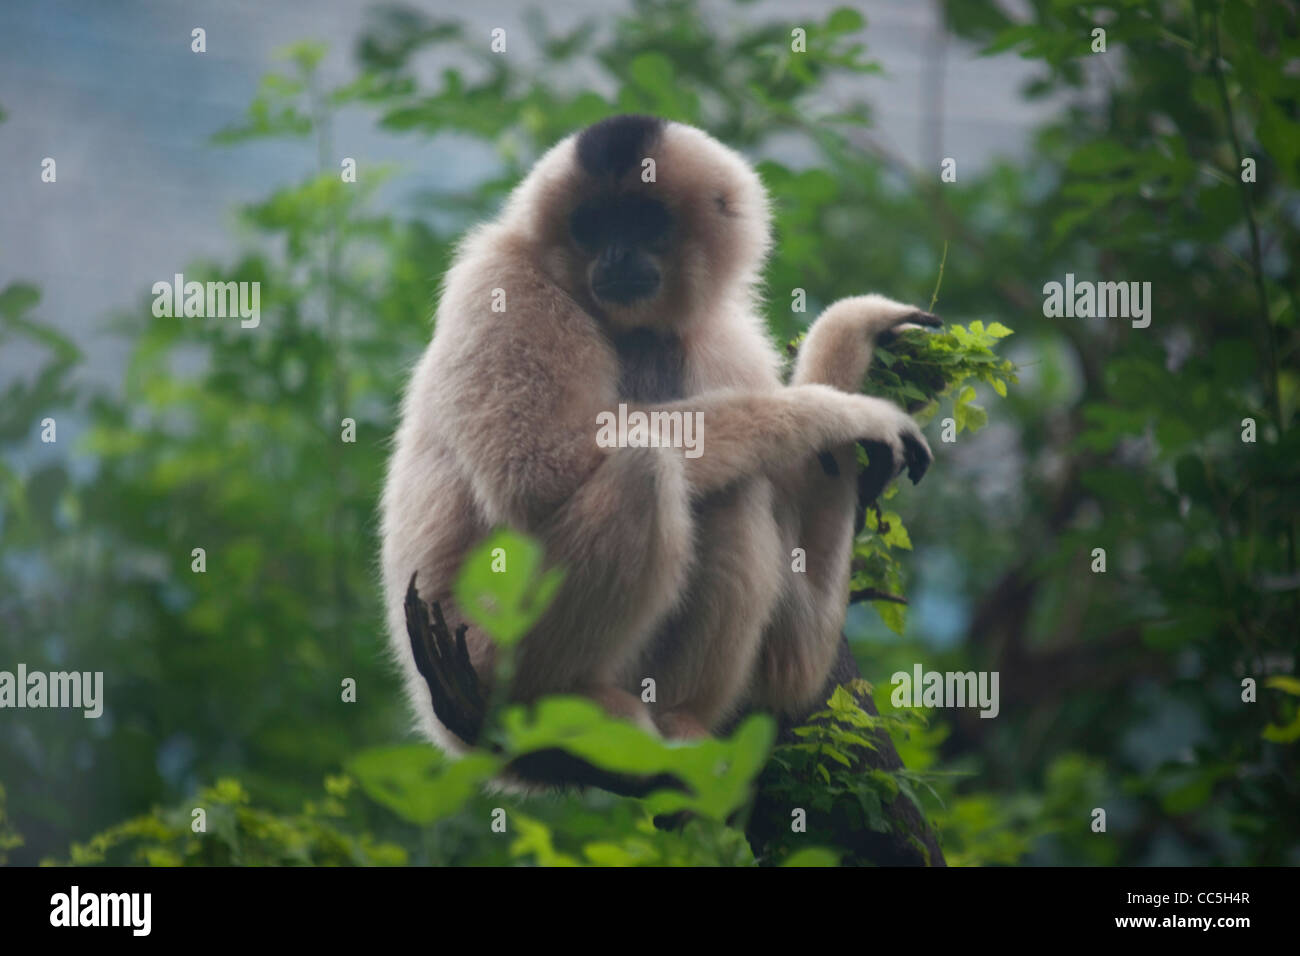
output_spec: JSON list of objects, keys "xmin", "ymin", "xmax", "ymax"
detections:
[{"xmin": 923, "ymin": 0, "xmax": 948, "ymax": 168}]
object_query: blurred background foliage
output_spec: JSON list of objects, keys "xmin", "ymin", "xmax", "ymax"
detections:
[{"xmin": 1, "ymin": 0, "xmax": 1297, "ymax": 865}]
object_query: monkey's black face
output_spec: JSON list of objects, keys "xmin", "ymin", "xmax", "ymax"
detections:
[{"xmin": 570, "ymin": 194, "xmax": 672, "ymax": 307}]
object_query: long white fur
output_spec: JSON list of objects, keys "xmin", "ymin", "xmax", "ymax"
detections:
[{"xmin": 380, "ymin": 119, "xmax": 931, "ymax": 753}]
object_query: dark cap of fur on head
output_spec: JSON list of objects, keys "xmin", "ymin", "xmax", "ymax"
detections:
[{"xmin": 576, "ymin": 114, "xmax": 665, "ymax": 178}]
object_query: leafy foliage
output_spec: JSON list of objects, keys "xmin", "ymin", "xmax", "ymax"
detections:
[
  {"xmin": 868, "ymin": 321, "xmax": 1017, "ymax": 422},
  {"xmin": 0, "ymin": 786, "xmax": 23, "ymax": 866},
  {"xmin": 48, "ymin": 778, "xmax": 407, "ymax": 867},
  {"xmin": 853, "ymin": 318, "xmax": 1017, "ymax": 633}
]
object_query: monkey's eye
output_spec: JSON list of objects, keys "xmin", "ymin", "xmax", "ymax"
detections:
[{"xmin": 569, "ymin": 204, "xmax": 605, "ymax": 252}]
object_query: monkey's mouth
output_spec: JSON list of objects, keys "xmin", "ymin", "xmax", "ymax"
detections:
[{"xmin": 592, "ymin": 276, "xmax": 660, "ymax": 305}]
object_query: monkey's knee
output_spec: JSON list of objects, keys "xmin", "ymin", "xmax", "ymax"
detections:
[{"xmin": 587, "ymin": 686, "xmax": 658, "ymax": 734}]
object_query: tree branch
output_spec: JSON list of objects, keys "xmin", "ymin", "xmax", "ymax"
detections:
[{"xmin": 850, "ymin": 587, "xmax": 908, "ymax": 605}]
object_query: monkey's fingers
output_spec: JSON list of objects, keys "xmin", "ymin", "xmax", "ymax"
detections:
[
  {"xmin": 880, "ymin": 310, "xmax": 943, "ymax": 340},
  {"xmin": 901, "ymin": 432, "xmax": 933, "ymax": 485},
  {"xmin": 855, "ymin": 439, "xmax": 896, "ymax": 512}
]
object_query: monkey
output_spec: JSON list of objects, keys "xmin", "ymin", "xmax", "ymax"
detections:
[{"xmin": 380, "ymin": 114, "xmax": 937, "ymax": 757}]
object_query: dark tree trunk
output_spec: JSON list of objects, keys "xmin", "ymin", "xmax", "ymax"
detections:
[{"xmin": 747, "ymin": 635, "xmax": 946, "ymax": 866}]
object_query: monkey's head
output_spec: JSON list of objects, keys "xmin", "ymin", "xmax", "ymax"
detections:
[{"xmin": 507, "ymin": 115, "xmax": 772, "ymax": 333}]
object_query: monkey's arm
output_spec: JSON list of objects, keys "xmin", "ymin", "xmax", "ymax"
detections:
[
  {"xmin": 650, "ymin": 297, "xmax": 935, "ymax": 509},
  {"xmin": 791, "ymin": 294, "xmax": 941, "ymax": 394},
  {"xmin": 436, "ymin": 283, "xmax": 696, "ymax": 703},
  {"xmin": 750, "ymin": 297, "xmax": 940, "ymax": 712},
  {"xmin": 631, "ymin": 383, "xmax": 929, "ymax": 499},
  {"xmin": 755, "ymin": 434, "xmax": 927, "ymax": 713}
]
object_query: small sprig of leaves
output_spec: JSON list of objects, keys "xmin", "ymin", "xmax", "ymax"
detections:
[
  {"xmin": 866, "ymin": 320, "xmax": 1017, "ymax": 429},
  {"xmin": 785, "ymin": 316, "xmax": 1016, "ymax": 433},
  {"xmin": 48, "ymin": 777, "xmax": 406, "ymax": 866},
  {"xmin": 854, "ymin": 318, "xmax": 1016, "ymax": 632},
  {"xmin": 850, "ymin": 482, "xmax": 911, "ymax": 631}
]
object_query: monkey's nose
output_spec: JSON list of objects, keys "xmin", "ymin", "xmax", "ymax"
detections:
[
  {"xmin": 592, "ymin": 250, "xmax": 660, "ymax": 304},
  {"xmin": 598, "ymin": 242, "xmax": 631, "ymax": 268}
]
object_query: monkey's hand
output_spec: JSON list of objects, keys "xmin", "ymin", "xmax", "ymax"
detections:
[
  {"xmin": 807, "ymin": 394, "xmax": 932, "ymax": 531},
  {"xmin": 852, "ymin": 399, "xmax": 931, "ymax": 524},
  {"xmin": 852, "ymin": 434, "xmax": 930, "ymax": 532},
  {"xmin": 829, "ymin": 392, "xmax": 933, "ymax": 485}
]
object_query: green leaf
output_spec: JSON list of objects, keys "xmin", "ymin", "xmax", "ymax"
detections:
[
  {"xmin": 500, "ymin": 697, "xmax": 776, "ymax": 821},
  {"xmin": 1265, "ymin": 676, "xmax": 1300, "ymax": 697},
  {"xmin": 1262, "ymin": 714, "xmax": 1300, "ymax": 745},
  {"xmin": 510, "ymin": 814, "xmax": 581, "ymax": 867},
  {"xmin": 826, "ymin": 8, "xmax": 865, "ymax": 35},
  {"xmin": 348, "ymin": 745, "xmax": 500, "ymax": 825},
  {"xmin": 880, "ymin": 511, "xmax": 912, "ymax": 550},
  {"xmin": 454, "ymin": 529, "xmax": 564, "ymax": 646},
  {"xmin": 783, "ymin": 847, "xmax": 840, "ymax": 866},
  {"xmin": 874, "ymin": 599, "xmax": 906, "ymax": 635}
]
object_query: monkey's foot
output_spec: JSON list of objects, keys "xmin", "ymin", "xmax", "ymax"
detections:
[
  {"xmin": 654, "ymin": 709, "xmax": 712, "ymax": 740},
  {"xmin": 405, "ymin": 574, "xmax": 486, "ymax": 747}
]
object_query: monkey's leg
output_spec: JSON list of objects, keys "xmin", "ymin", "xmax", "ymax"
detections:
[
  {"xmin": 748, "ymin": 300, "xmax": 940, "ymax": 710},
  {"xmin": 508, "ymin": 445, "xmax": 694, "ymax": 729},
  {"xmin": 638, "ymin": 479, "xmax": 784, "ymax": 736},
  {"xmin": 753, "ymin": 416, "xmax": 928, "ymax": 713},
  {"xmin": 753, "ymin": 443, "xmax": 861, "ymax": 714},
  {"xmin": 584, "ymin": 686, "xmax": 659, "ymax": 731}
]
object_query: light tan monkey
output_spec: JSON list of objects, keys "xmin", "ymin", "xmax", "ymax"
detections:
[{"xmin": 380, "ymin": 115, "xmax": 935, "ymax": 754}]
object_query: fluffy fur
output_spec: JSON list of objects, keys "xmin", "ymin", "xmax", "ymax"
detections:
[{"xmin": 380, "ymin": 116, "xmax": 933, "ymax": 753}]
